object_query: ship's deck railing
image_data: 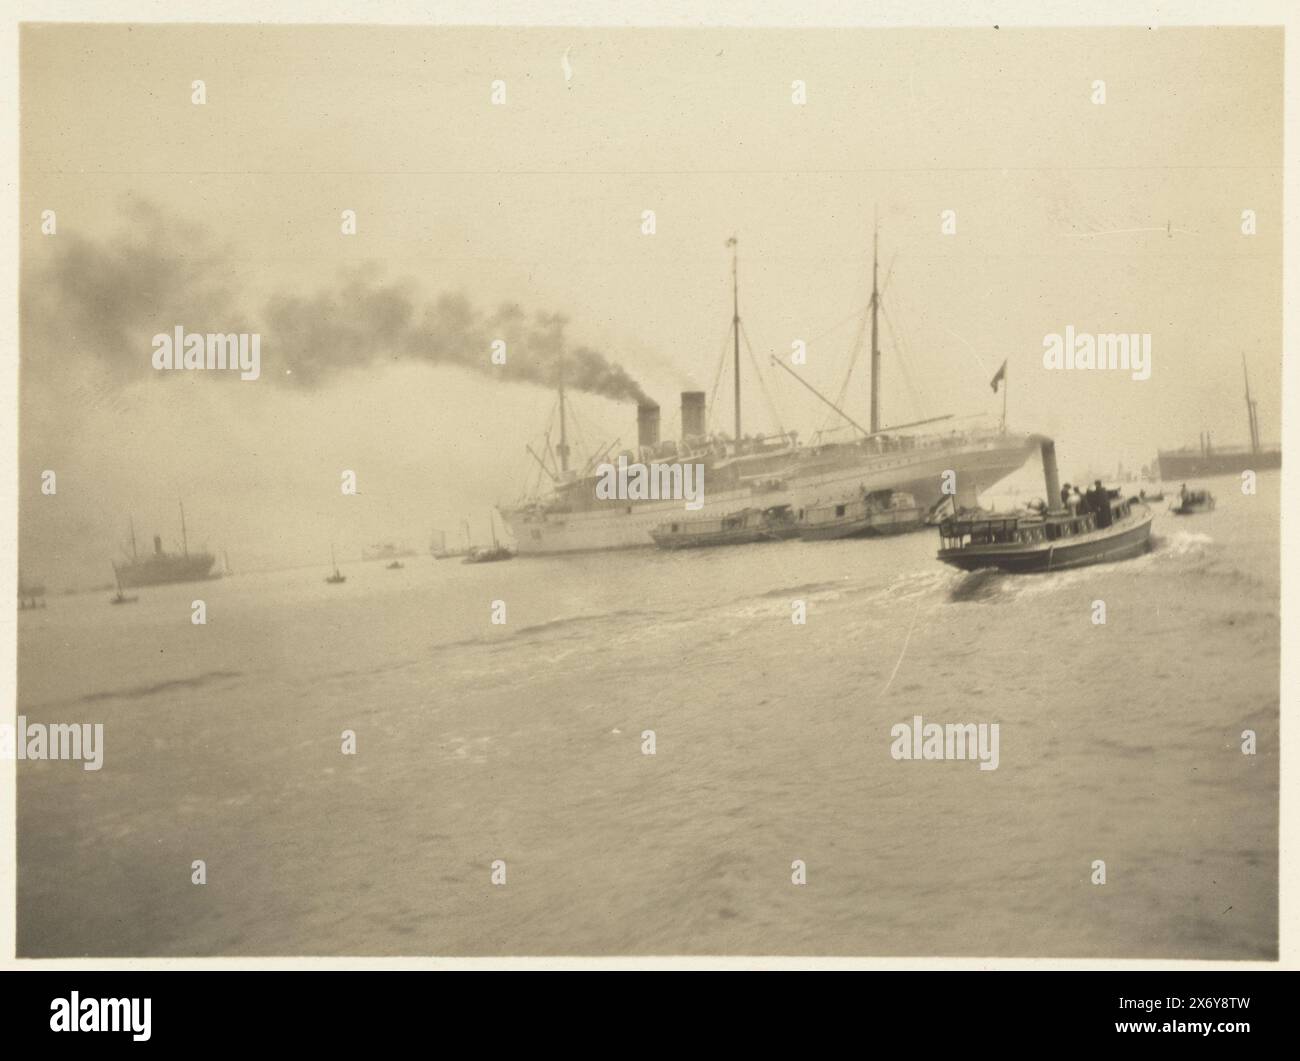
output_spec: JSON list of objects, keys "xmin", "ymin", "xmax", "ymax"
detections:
[
  {"xmin": 940, "ymin": 510, "xmax": 1061, "ymax": 547},
  {"xmin": 804, "ymin": 425, "xmax": 1015, "ymax": 460},
  {"xmin": 513, "ymin": 425, "xmax": 1019, "ymax": 513},
  {"xmin": 939, "ymin": 495, "xmax": 1136, "ymax": 550}
]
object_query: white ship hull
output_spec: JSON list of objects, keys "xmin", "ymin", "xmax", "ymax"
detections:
[{"xmin": 502, "ymin": 432, "xmax": 1038, "ymax": 555}]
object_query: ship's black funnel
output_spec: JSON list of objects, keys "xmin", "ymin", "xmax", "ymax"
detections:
[
  {"xmin": 681, "ymin": 391, "xmax": 706, "ymax": 441},
  {"xmin": 637, "ymin": 402, "xmax": 661, "ymax": 451},
  {"xmin": 153, "ymin": 534, "xmax": 163, "ymax": 555}
]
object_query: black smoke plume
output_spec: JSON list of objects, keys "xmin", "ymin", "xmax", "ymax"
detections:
[{"xmin": 23, "ymin": 198, "xmax": 651, "ymax": 405}]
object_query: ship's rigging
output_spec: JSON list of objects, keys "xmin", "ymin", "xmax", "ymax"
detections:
[
  {"xmin": 703, "ymin": 217, "xmax": 942, "ymax": 448},
  {"xmin": 516, "ymin": 369, "xmax": 604, "ymax": 503},
  {"xmin": 706, "ymin": 236, "xmax": 789, "ymax": 445},
  {"xmin": 514, "ymin": 215, "xmax": 1008, "ymax": 506}
]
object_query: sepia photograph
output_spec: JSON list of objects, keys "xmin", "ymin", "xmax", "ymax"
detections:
[{"xmin": 8, "ymin": 11, "xmax": 1286, "ymax": 967}]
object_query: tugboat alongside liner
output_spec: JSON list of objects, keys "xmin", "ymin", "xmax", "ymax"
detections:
[
  {"xmin": 650, "ymin": 504, "xmax": 798, "ymax": 549},
  {"xmin": 650, "ymin": 489, "xmax": 923, "ymax": 549},
  {"xmin": 796, "ymin": 489, "xmax": 923, "ymax": 541},
  {"xmin": 936, "ymin": 438, "xmax": 1152, "ymax": 573}
]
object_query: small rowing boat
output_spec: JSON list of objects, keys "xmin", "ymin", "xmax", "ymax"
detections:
[{"xmin": 1171, "ymin": 488, "xmax": 1215, "ymax": 515}]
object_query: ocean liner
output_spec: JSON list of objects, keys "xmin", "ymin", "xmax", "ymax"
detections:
[
  {"xmin": 500, "ymin": 228, "xmax": 1039, "ymax": 555},
  {"xmin": 113, "ymin": 504, "xmax": 217, "ymax": 587},
  {"xmin": 1157, "ymin": 358, "xmax": 1281, "ymax": 479}
]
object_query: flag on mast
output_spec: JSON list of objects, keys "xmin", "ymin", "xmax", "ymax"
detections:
[{"xmin": 990, "ymin": 360, "xmax": 1007, "ymax": 392}]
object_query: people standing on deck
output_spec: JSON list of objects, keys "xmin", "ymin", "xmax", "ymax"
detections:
[
  {"xmin": 1093, "ymin": 480, "xmax": 1112, "ymax": 528},
  {"xmin": 1075, "ymin": 484, "xmax": 1094, "ymax": 524},
  {"xmin": 1061, "ymin": 483, "xmax": 1073, "ymax": 511}
]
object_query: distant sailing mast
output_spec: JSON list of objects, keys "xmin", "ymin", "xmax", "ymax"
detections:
[
  {"xmin": 869, "ymin": 211, "xmax": 881, "ymax": 434},
  {"xmin": 1243, "ymin": 355, "xmax": 1261, "ymax": 456},
  {"xmin": 729, "ymin": 235, "xmax": 742, "ymax": 440},
  {"xmin": 325, "ymin": 544, "xmax": 345, "ymax": 584},
  {"xmin": 556, "ymin": 336, "xmax": 570, "ymax": 475}
]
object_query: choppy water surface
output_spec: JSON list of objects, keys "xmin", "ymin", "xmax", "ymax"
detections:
[{"xmin": 17, "ymin": 477, "xmax": 1279, "ymax": 957}]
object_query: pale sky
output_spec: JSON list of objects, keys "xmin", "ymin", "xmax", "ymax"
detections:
[{"xmin": 19, "ymin": 24, "xmax": 1283, "ymax": 585}]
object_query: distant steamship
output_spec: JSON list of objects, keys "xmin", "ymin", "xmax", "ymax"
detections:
[
  {"xmin": 113, "ymin": 503, "xmax": 216, "ymax": 588},
  {"xmin": 1157, "ymin": 358, "xmax": 1281, "ymax": 479},
  {"xmin": 500, "ymin": 227, "xmax": 1039, "ymax": 555}
]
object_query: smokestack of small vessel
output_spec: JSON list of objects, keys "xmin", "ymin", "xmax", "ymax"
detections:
[
  {"xmin": 1040, "ymin": 438, "xmax": 1063, "ymax": 512},
  {"xmin": 681, "ymin": 391, "xmax": 706, "ymax": 441},
  {"xmin": 637, "ymin": 402, "xmax": 661, "ymax": 450}
]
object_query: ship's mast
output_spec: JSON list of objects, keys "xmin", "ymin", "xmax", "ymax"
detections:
[
  {"xmin": 1242, "ymin": 356, "xmax": 1260, "ymax": 455},
  {"xmin": 869, "ymin": 210, "xmax": 881, "ymax": 434},
  {"xmin": 1001, "ymin": 362, "xmax": 1008, "ymax": 434},
  {"xmin": 556, "ymin": 340, "xmax": 570, "ymax": 474},
  {"xmin": 179, "ymin": 501, "xmax": 189, "ymax": 557},
  {"xmin": 129, "ymin": 517, "xmax": 138, "ymax": 561},
  {"xmin": 730, "ymin": 236, "xmax": 742, "ymax": 442},
  {"xmin": 768, "ymin": 353, "xmax": 952, "ymax": 438}
]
